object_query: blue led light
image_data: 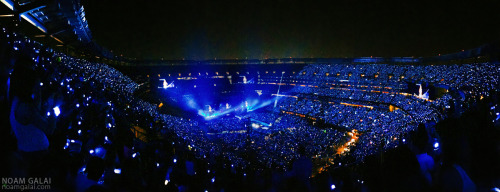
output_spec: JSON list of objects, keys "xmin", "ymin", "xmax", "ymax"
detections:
[
  {"xmin": 53, "ymin": 106, "xmax": 60, "ymax": 117},
  {"xmin": 434, "ymin": 142, "xmax": 439, "ymax": 148}
]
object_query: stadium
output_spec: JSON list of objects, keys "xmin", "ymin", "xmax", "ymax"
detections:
[{"xmin": 1, "ymin": 0, "xmax": 500, "ymax": 192}]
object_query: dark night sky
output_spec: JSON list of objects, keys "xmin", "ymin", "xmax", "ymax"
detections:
[{"xmin": 83, "ymin": 0, "xmax": 500, "ymax": 60}]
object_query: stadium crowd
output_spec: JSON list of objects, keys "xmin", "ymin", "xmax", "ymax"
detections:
[{"xmin": 2, "ymin": 25, "xmax": 500, "ymax": 191}]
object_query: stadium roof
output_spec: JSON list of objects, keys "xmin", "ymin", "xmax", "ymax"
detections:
[{"xmin": 0, "ymin": 0, "xmax": 112, "ymax": 58}]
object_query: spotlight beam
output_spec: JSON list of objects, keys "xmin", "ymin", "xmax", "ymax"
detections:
[{"xmin": 274, "ymin": 72, "xmax": 285, "ymax": 108}]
